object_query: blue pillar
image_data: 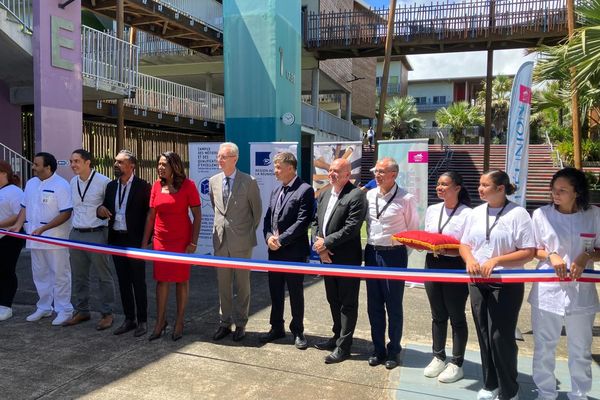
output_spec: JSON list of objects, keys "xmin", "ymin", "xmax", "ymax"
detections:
[{"xmin": 223, "ymin": 0, "xmax": 301, "ymax": 173}]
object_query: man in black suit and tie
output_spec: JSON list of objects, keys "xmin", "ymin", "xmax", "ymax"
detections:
[
  {"xmin": 97, "ymin": 150, "xmax": 151, "ymax": 337},
  {"xmin": 312, "ymin": 158, "xmax": 367, "ymax": 364},
  {"xmin": 259, "ymin": 152, "xmax": 314, "ymax": 350}
]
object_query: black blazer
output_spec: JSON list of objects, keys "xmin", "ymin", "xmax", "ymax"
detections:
[
  {"xmin": 312, "ymin": 181, "xmax": 367, "ymax": 266},
  {"xmin": 101, "ymin": 176, "xmax": 151, "ymax": 246},
  {"xmin": 263, "ymin": 177, "xmax": 315, "ymax": 261}
]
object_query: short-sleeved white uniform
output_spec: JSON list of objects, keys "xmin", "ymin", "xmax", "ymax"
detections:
[
  {"xmin": 22, "ymin": 173, "xmax": 73, "ymax": 249},
  {"xmin": 461, "ymin": 201, "xmax": 535, "ymax": 269},
  {"xmin": 424, "ymin": 202, "xmax": 471, "ymax": 256},
  {"xmin": 0, "ymin": 184, "xmax": 23, "ymax": 239}
]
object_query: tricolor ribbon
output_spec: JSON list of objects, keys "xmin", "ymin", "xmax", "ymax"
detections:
[{"xmin": 2, "ymin": 229, "xmax": 600, "ymax": 283}]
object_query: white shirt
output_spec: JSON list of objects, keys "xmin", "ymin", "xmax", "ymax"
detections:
[
  {"xmin": 322, "ymin": 187, "xmax": 340, "ymax": 236},
  {"xmin": 461, "ymin": 201, "xmax": 535, "ymax": 270},
  {"xmin": 528, "ymin": 204, "xmax": 600, "ymax": 316},
  {"xmin": 366, "ymin": 184, "xmax": 419, "ymax": 246},
  {"xmin": 0, "ymin": 184, "xmax": 24, "ymax": 239},
  {"xmin": 22, "ymin": 173, "xmax": 73, "ymax": 250},
  {"xmin": 424, "ymin": 202, "xmax": 472, "ymax": 256},
  {"xmin": 113, "ymin": 174, "xmax": 134, "ymax": 232},
  {"xmin": 70, "ymin": 170, "xmax": 110, "ymax": 229}
]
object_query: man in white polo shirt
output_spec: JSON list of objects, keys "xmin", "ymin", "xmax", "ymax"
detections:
[
  {"xmin": 62, "ymin": 149, "xmax": 115, "ymax": 330},
  {"xmin": 10, "ymin": 152, "xmax": 74, "ymax": 326}
]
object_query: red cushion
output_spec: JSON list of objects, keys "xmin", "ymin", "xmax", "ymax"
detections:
[{"xmin": 392, "ymin": 230, "xmax": 460, "ymax": 252}]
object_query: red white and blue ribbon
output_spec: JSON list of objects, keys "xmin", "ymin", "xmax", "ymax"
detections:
[{"xmin": 2, "ymin": 230, "xmax": 600, "ymax": 284}]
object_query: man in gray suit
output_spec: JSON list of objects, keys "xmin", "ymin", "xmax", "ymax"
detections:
[{"xmin": 210, "ymin": 142, "xmax": 262, "ymax": 342}]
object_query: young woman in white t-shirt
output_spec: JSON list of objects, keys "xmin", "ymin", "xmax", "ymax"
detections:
[
  {"xmin": 529, "ymin": 167, "xmax": 600, "ymax": 400},
  {"xmin": 460, "ymin": 170, "xmax": 535, "ymax": 400},
  {"xmin": 423, "ymin": 171, "xmax": 472, "ymax": 383},
  {"xmin": 0, "ymin": 161, "xmax": 25, "ymax": 321}
]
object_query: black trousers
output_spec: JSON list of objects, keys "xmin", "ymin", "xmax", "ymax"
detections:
[
  {"xmin": 0, "ymin": 235, "xmax": 25, "ymax": 307},
  {"xmin": 424, "ymin": 253, "xmax": 469, "ymax": 366},
  {"xmin": 324, "ymin": 275, "xmax": 360, "ymax": 353},
  {"xmin": 267, "ymin": 262, "xmax": 305, "ymax": 334},
  {"xmin": 111, "ymin": 232, "xmax": 147, "ymax": 323},
  {"xmin": 470, "ymin": 282, "xmax": 524, "ymax": 400}
]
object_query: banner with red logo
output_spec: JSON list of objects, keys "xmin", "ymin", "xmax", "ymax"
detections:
[{"xmin": 505, "ymin": 61, "xmax": 534, "ymax": 207}]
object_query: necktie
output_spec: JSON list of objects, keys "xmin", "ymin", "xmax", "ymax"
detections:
[
  {"xmin": 223, "ymin": 176, "xmax": 231, "ymax": 206},
  {"xmin": 272, "ymin": 186, "xmax": 288, "ymax": 234}
]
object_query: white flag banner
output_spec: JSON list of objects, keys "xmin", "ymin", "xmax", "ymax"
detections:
[
  {"xmin": 250, "ymin": 142, "xmax": 298, "ymax": 261},
  {"xmin": 188, "ymin": 142, "xmax": 222, "ymax": 255},
  {"xmin": 505, "ymin": 61, "xmax": 534, "ymax": 207}
]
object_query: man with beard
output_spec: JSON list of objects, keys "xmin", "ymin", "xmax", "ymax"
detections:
[{"xmin": 97, "ymin": 150, "xmax": 151, "ymax": 337}]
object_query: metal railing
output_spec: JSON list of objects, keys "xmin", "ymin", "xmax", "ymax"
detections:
[
  {"xmin": 125, "ymin": 73, "xmax": 224, "ymax": 123},
  {"xmin": 82, "ymin": 26, "xmax": 139, "ymax": 95},
  {"xmin": 136, "ymin": 30, "xmax": 196, "ymax": 57},
  {"xmin": 301, "ymin": 102, "xmax": 362, "ymax": 141},
  {"xmin": 544, "ymin": 130, "xmax": 564, "ymax": 168},
  {"xmin": 376, "ymin": 83, "xmax": 402, "ymax": 95},
  {"xmin": 415, "ymin": 101, "xmax": 452, "ymax": 112},
  {"xmin": 0, "ymin": 0, "xmax": 32, "ymax": 33},
  {"xmin": 157, "ymin": 0, "xmax": 223, "ymax": 31},
  {"xmin": 1, "ymin": 142, "xmax": 32, "ymax": 187},
  {"xmin": 305, "ymin": 0, "xmax": 573, "ymax": 48}
]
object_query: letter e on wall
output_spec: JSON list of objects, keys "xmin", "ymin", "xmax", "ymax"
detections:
[{"xmin": 51, "ymin": 16, "xmax": 74, "ymax": 71}]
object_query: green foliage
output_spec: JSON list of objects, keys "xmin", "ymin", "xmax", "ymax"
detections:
[
  {"xmin": 586, "ymin": 171, "xmax": 600, "ymax": 190},
  {"xmin": 556, "ymin": 138, "xmax": 600, "ymax": 166},
  {"xmin": 435, "ymin": 101, "xmax": 484, "ymax": 143},
  {"xmin": 383, "ymin": 97, "xmax": 425, "ymax": 139}
]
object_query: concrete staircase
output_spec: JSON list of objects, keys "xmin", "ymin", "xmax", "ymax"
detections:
[{"xmin": 427, "ymin": 144, "xmax": 558, "ymax": 211}]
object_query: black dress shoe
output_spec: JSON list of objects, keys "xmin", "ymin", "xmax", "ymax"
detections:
[
  {"xmin": 259, "ymin": 328, "xmax": 285, "ymax": 343},
  {"xmin": 148, "ymin": 321, "xmax": 168, "ymax": 342},
  {"xmin": 113, "ymin": 319, "xmax": 137, "ymax": 335},
  {"xmin": 324, "ymin": 347, "xmax": 350, "ymax": 364},
  {"xmin": 133, "ymin": 322, "xmax": 147, "ymax": 337},
  {"xmin": 232, "ymin": 327, "xmax": 246, "ymax": 342},
  {"xmin": 294, "ymin": 333, "xmax": 308, "ymax": 350},
  {"xmin": 385, "ymin": 354, "xmax": 401, "ymax": 369},
  {"xmin": 213, "ymin": 326, "xmax": 232, "ymax": 341},
  {"xmin": 314, "ymin": 337, "xmax": 338, "ymax": 351},
  {"xmin": 368, "ymin": 354, "xmax": 386, "ymax": 366}
]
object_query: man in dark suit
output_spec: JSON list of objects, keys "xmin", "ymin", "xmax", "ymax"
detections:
[
  {"xmin": 260, "ymin": 152, "xmax": 314, "ymax": 350},
  {"xmin": 97, "ymin": 150, "xmax": 151, "ymax": 337},
  {"xmin": 312, "ymin": 158, "xmax": 367, "ymax": 364}
]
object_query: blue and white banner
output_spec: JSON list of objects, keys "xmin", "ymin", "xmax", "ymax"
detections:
[
  {"xmin": 505, "ymin": 61, "xmax": 534, "ymax": 207},
  {"xmin": 250, "ymin": 142, "xmax": 298, "ymax": 261}
]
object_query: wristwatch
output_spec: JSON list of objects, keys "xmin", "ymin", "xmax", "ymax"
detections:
[{"xmin": 545, "ymin": 251, "xmax": 558, "ymax": 263}]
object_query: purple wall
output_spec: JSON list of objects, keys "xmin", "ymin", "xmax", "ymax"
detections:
[
  {"xmin": 0, "ymin": 80, "xmax": 22, "ymax": 153},
  {"xmin": 33, "ymin": 0, "xmax": 82, "ymax": 177}
]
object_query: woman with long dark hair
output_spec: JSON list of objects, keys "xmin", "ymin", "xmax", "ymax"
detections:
[
  {"xmin": 529, "ymin": 167, "xmax": 600, "ymax": 400},
  {"xmin": 422, "ymin": 171, "xmax": 472, "ymax": 383},
  {"xmin": 0, "ymin": 161, "xmax": 25, "ymax": 321},
  {"xmin": 460, "ymin": 170, "xmax": 535, "ymax": 400},
  {"xmin": 142, "ymin": 152, "xmax": 201, "ymax": 341}
]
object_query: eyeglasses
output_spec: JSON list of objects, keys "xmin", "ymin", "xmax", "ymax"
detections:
[
  {"xmin": 372, "ymin": 169, "xmax": 389, "ymax": 175},
  {"xmin": 216, "ymin": 155, "xmax": 235, "ymax": 160}
]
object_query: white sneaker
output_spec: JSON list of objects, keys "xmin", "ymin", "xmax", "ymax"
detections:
[
  {"xmin": 0, "ymin": 306, "xmax": 13, "ymax": 321},
  {"xmin": 438, "ymin": 363, "xmax": 464, "ymax": 383},
  {"xmin": 26, "ymin": 309, "xmax": 53, "ymax": 322},
  {"xmin": 477, "ymin": 388, "xmax": 499, "ymax": 400},
  {"xmin": 424, "ymin": 357, "xmax": 446, "ymax": 378},
  {"xmin": 52, "ymin": 312, "xmax": 73, "ymax": 326}
]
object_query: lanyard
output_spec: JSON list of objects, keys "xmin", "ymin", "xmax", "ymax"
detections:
[
  {"xmin": 486, "ymin": 200, "xmax": 509, "ymax": 242},
  {"xmin": 117, "ymin": 180, "xmax": 129, "ymax": 210},
  {"xmin": 77, "ymin": 171, "xmax": 96, "ymax": 203},
  {"xmin": 375, "ymin": 185, "xmax": 398, "ymax": 219},
  {"xmin": 438, "ymin": 204, "xmax": 459, "ymax": 234}
]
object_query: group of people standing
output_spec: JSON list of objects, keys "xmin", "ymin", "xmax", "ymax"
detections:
[{"xmin": 0, "ymin": 143, "xmax": 598, "ymax": 400}]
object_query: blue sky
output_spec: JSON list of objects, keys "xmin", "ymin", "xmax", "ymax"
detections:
[{"xmin": 363, "ymin": 0, "xmax": 536, "ymax": 79}]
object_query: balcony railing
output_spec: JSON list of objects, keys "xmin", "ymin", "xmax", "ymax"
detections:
[
  {"xmin": 1, "ymin": 142, "xmax": 32, "ymax": 186},
  {"xmin": 126, "ymin": 73, "xmax": 224, "ymax": 123},
  {"xmin": 158, "ymin": 0, "xmax": 223, "ymax": 31},
  {"xmin": 415, "ymin": 101, "xmax": 452, "ymax": 112},
  {"xmin": 376, "ymin": 83, "xmax": 402, "ymax": 95},
  {"xmin": 136, "ymin": 30, "xmax": 196, "ymax": 57},
  {"xmin": 300, "ymin": 93, "xmax": 343, "ymax": 105},
  {"xmin": 0, "ymin": 0, "xmax": 33, "ymax": 33},
  {"xmin": 82, "ymin": 27, "xmax": 139, "ymax": 96},
  {"xmin": 302, "ymin": 102, "xmax": 362, "ymax": 141}
]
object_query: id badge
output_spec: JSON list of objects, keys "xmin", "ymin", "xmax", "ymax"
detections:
[
  {"xmin": 42, "ymin": 192, "xmax": 53, "ymax": 204},
  {"xmin": 581, "ymin": 233, "xmax": 597, "ymax": 253},
  {"xmin": 479, "ymin": 242, "xmax": 494, "ymax": 260},
  {"xmin": 370, "ymin": 222, "xmax": 383, "ymax": 236},
  {"xmin": 115, "ymin": 214, "xmax": 124, "ymax": 223}
]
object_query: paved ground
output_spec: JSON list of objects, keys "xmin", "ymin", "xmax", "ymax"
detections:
[{"xmin": 1, "ymin": 251, "xmax": 599, "ymax": 399}]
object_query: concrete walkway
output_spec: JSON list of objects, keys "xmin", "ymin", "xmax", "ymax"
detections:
[{"xmin": 0, "ymin": 251, "xmax": 598, "ymax": 399}]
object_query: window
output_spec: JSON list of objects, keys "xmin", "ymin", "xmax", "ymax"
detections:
[
  {"xmin": 433, "ymin": 96, "xmax": 446, "ymax": 105},
  {"xmin": 414, "ymin": 97, "xmax": 426, "ymax": 104}
]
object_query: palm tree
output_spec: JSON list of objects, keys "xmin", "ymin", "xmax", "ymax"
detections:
[
  {"xmin": 383, "ymin": 96, "xmax": 424, "ymax": 139},
  {"xmin": 435, "ymin": 101, "xmax": 484, "ymax": 144},
  {"xmin": 476, "ymin": 75, "xmax": 513, "ymax": 135}
]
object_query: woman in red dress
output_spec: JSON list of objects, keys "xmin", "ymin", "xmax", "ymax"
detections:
[{"xmin": 142, "ymin": 152, "xmax": 201, "ymax": 341}]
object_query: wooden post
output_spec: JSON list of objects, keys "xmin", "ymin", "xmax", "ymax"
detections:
[
  {"xmin": 567, "ymin": 0, "xmax": 582, "ymax": 170},
  {"xmin": 375, "ymin": 0, "xmax": 397, "ymax": 157},
  {"xmin": 116, "ymin": 0, "xmax": 125, "ymax": 152}
]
